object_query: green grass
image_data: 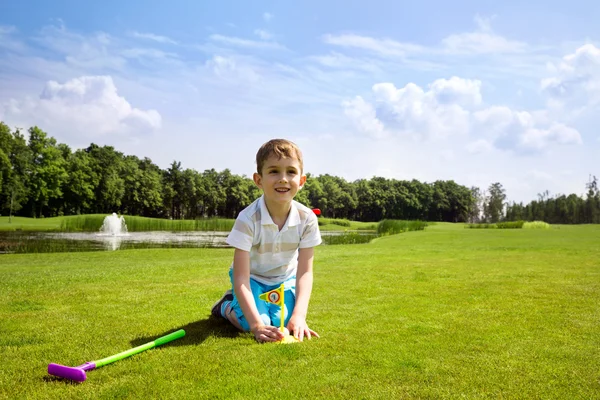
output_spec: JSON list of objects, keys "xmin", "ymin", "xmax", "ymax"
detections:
[
  {"xmin": 0, "ymin": 216, "xmax": 64, "ymax": 231},
  {"xmin": 317, "ymin": 218, "xmax": 377, "ymax": 232},
  {"xmin": 1, "ymin": 224, "xmax": 599, "ymax": 398}
]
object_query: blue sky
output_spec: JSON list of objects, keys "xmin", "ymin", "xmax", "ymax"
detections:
[{"xmin": 1, "ymin": 1, "xmax": 599, "ymax": 203}]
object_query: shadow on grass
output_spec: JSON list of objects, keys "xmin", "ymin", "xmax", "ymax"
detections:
[
  {"xmin": 43, "ymin": 318, "xmax": 241, "ymax": 384},
  {"xmin": 43, "ymin": 376, "xmax": 83, "ymax": 384},
  {"xmin": 130, "ymin": 317, "xmax": 243, "ymax": 348}
]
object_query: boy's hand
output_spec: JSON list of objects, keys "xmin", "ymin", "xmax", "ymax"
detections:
[
  {"xmin": 287, "ymin": 315, "xmax": 320, "ymax": 342},
  {"xmin": 251, "ymin": 324, "xmax": 285, "ymax": 343}
]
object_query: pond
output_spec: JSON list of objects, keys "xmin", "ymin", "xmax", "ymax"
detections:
[{"xmin": 0, "ymin": 230, "xmax": 378, "ymax": 254}]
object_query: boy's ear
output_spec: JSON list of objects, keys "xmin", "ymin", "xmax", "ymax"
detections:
[
  {"xmin": 299, "ymin": 174, "xmax": 307, "ymax": 188},
  {"xmin": 253, "ymin": 172, "xmax": 263, "ymax": 188}
]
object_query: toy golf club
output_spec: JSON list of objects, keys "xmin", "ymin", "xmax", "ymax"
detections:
[{"xmin": 48, "ymin": 329, "xmax": 185, "ymax": 382}]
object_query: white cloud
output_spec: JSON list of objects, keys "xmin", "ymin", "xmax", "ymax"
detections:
[
  {"xmin": 441, "ymin": 15, "xmax": 527, "ymax": 55},
  {"xmin": 33, "ymin": 24, "xmax": 126, "ymax": 71},
  {"xmin": 209, "ymin": 34, "xmax": 285, "ymax": 50},
  {"xmin": 324, "ymin": 15, "xmax": 527, "ymax": 58},
  {"xmin": 441, "ymin": 31, "xmax": 526, "ymax": 55},
  {"xmin": 310, "ymin": 52, "xmax": 381, "ymax": 72},
  {"xmin": 342, "ymin": 96, "xmax": 386, "ymax": 138},
  {"xmin": 519, "ymin": 123, "xmax": 582, "ymax": 150},
  {"xmin": 467, "ymin": 139, "xmax": 494, "ymax": 154},
  {"xmin": 254, "ymin": 29, "xmax": 272, "ymax": 40},
  {"xmin": 323, "ymin": 34, "xmax": 423, "ymax": 57},
  {"xmin": 429, "ymin": 76, "xmax": 483, "ymax": 107},
  {"xmin": 440, "ymin": 149, "xmax": 455, "ymax": 161},
  {"xmin": 120, "ymin": 48, "xmax": 179, "ymax": 61},
  {"xmin": 0, "ymin": 25, "xmax": 26, "ymax": 52},
  {"xmin": 130, "ymin": 31, "xmax": 178, "ymax": 45},
  {"xmin": 362, "ymin": 78, "xmax": 476, "ymax": 139},
  {"xmin": 473, "ymin": 106, "xmax": 582, "ymax": 151},
  {"xmin": 542, "ymin": 44, "xmax": 600, "ymax": 111},
  {"xmin": 344, "ymin": 77, "xmax": 582, "ymax": 152},
  {"xmin": 204, "ymin": 55, "xmax": 260, "ymax": 83},
  {"xmin": 263, "ymin": 12, "xmax": 274, "ymax": 22},
  {"xmin": 527, "ymin": 170, "xmax": 553, "ymax": 181},
  {"xmin": 1, "ymin": 76, "xmax": 161, "ymax": 145}
]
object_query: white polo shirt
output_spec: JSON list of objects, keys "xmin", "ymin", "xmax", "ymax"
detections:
[{"xmin": 226, "ymin": 195, "xmax": 322, "ymax": 284}]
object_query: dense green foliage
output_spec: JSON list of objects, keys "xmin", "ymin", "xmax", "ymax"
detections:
[
  {"xmin": 1, "ymin": 224, "xmax": 599, "ymax": 398},
  {"xmin": 505, "ymin": 181, "xmax": 600, "ymax": 224},
  {"xmin": 1, "ymin": 122, "xmax": 599, "ymax": 224}
]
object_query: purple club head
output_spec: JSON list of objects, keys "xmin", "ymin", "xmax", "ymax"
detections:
[{"xmin": 48, "ymin": 362, "xmax": 95, "ymax": 382}]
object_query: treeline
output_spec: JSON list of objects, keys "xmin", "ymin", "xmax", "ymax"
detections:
[
  {"xmin": 1, "ymin": 122, "xmax": 599, "ymax": 224},
  {"xmin": 504, "ymin": 185, "xmax": 600, "ymax": 224}
]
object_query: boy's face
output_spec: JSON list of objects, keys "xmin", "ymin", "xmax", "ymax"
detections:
[{"xmin": 253, "ymin": 154, "xmax": 306, "ymax": 207}]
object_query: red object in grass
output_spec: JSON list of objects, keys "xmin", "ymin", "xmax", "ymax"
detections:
[{"xmin": 312, "ymin": 208, "xmax": 321, "ymax": 216}]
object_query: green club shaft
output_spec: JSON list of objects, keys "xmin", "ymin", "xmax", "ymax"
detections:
[{"xmin": 93, "ymin": 329, "xmax": 185, "ymax": 368}]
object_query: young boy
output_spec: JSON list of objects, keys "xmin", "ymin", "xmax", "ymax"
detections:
[{"xmin": 211, "ymin": 139, "xmax": 322, "ymax": 343}]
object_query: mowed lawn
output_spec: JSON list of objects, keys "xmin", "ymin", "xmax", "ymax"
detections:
[{"xmin": 1, "ymin": 224, "xmax": 599, "ymax": 399}]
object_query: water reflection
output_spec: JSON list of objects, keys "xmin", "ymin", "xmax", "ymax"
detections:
[
  {"xmin": 103, "ymin": 235, "xmax": 123, "ymax": 251},
  {"xmin": 0, "ymin": 231, "xmax": 231, "ymax": 254},
  {"xmin": 0, "ymin": 230, "xmax": 376, "ymax": 254}
]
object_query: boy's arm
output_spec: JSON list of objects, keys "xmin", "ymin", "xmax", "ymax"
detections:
[
  {"xmin": 288, "ymin": 247, "xmax": 320, "ymax": 341},
  {"xmin": 232, "ymin": 248, "xmax": 284, "ymax": 342}
]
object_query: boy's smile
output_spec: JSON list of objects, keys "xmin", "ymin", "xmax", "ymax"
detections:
[{"xmin": 253, "ymin": 154, "xmax": 306, "ymax": 215}]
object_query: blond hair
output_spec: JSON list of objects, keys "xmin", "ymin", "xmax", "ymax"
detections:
[{"xmin": 256, "ymin": 139, "xmax": 303, "ymax": 175}]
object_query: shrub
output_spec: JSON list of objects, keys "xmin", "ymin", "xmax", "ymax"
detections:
[
  {"xmin": 321, "ymin": 232, "xmax": 377, "ymax": 245},
  {"xmin": 523, "ymin": 221, "xmax": 551, "ymax": 229},
  {"xmin": 377, "ymin": 220, "xmax": 427, "ymax": 235},
  {"xmin": 465, "ymin": 223, "xmax": 497, "ymax": 229},
  {"xmin": 496, "ymin": 221, "xmax": 525, "ymax": 229}
]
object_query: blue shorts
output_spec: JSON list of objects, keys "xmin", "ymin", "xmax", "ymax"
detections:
[{"xmin": 228, "ymin": 268, "xmax": 296, "ymax": 332}]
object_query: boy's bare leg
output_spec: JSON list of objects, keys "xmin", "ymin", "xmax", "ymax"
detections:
[{"xmin": 225, "ymin": 306, "xmax": 244, "ymax": 331}]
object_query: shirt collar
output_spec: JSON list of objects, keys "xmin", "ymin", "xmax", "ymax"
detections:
[{"xmin": 259, "ymin": 195, "xmax": 301, "ymax": 228}]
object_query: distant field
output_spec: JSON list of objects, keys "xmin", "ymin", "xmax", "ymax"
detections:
[{"xmin": 1, "ymin": 223, "xmax": 598, "ymax": 398}]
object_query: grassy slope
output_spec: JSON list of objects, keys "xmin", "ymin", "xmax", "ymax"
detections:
[
  {"xmin": 1, "ymin": 223, "xmax": 599, "ymax": 399},
  {"xmin": 0, "ymin": 216, "xmax": 64, "ymax": 231}
]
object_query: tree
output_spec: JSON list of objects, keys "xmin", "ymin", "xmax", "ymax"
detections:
[
  {"xmin": 137, "ymin": 157, "xmax": 164, "ymax": 217},
  {"xmin": 585, "ymin": 175, "xmax": 599, "ymax": 223},
  {"xmin": 86, "ymin": 144, "xmax": 125, "ymax": 214},
  {"xmin": 26, "ymin": 127, "xmax": 68, "ymax": 217},
  {"xmin": 63, "ymin": 149, "xmax": 99, "ymax": 214},
  {"xmin": 0, "ymin": 126, "xmax": 30, "ymax": 218},
  {"xmin": 468, "ymin": 187, "xmax": 484, "ymax": 223},
  {"xmin": 484, "ymin": 182, "xmax": 506, "ymax": 223}
]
